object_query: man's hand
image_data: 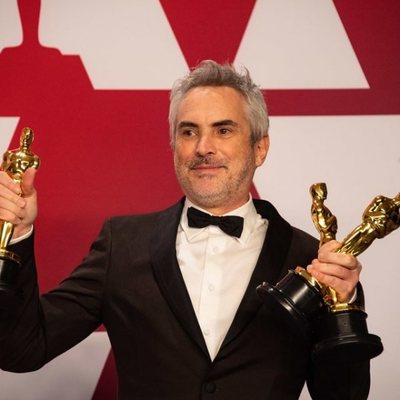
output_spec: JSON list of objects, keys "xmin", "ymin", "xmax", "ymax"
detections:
[
  {"xmin": 0, "ymin": 168, "xmax": 38, "ymax": 239},
  {"xmin": 306, "ymin": 240, "xmax": 362, "ymax": 303}
]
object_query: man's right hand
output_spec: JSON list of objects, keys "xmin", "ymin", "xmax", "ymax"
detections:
[{"xmin": 0, "ymin": 168, "xmax": 38, "ymax": 239}]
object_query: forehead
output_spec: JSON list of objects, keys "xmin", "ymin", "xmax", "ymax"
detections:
[{"xmin": 176, "ymin": 86, "xmax": 248, "ymax": 122}]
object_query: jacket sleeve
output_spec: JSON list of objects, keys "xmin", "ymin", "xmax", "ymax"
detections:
[
  {"xmin": 287, "ymin": 227, "xmax": 371, "ymax": 399},
  {"xmin": 306, "ymin": 358, "xmax": 370, "ymax": 399},
  {"xmin": 305, "ymin": 283, "xmax": 371, "ymax": 399},
  {"xmin": 0, "ymin": 221, "xmax": 111, "ymax": 372}
]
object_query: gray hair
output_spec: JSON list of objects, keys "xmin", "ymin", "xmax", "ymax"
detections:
[{"xmin": 169, "ymin": 60, "xmax": 269, "ymax": 148}]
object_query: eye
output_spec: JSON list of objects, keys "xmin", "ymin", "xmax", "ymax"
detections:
[
  {"xmin": 217, "ymin": 127, "xmax": 233, "ymax": 136},
  {"xmin": 182, "ymin": 129, "xmax": 196, "ymax": 137},
  {"xmin": 176, "ymin": 128, "xmax": 197, "ymax": 139}
]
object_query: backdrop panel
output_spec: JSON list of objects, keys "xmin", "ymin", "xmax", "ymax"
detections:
[{"xmin": 0, "ymin": 1, "xmax": 399, "ymax": 399}]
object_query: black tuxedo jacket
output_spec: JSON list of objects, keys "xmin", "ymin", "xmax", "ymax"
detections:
[{"xmin": 0, "ymin": 199, "xmax": 370, "ymax": 399}]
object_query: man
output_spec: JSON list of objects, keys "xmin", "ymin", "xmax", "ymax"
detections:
[{"xmin": 0, "ymin": 61, "xmax": 368, "ymax": 399}]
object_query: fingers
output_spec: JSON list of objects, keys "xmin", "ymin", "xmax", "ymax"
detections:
[
  {"xmin": 307, "ymin": 240, "xmax": 362, "ymax": 303},
  {"xmin": 0, "ymin": 172, "xmax": 26, "ymax": 223},
  {"xmin": 20, "ymin": 167, "xmax": 37, "ymax": 197},
  {"xmin": 0, "ymin": 170, "xmax": 22, "ymax": 195},
  {"xmin": 0, "ymin": 169, "xmax": 38, "ymax": 231},
  {"xmin": 318, "ymin": 239, "xmax": 341, "ymax": 253}
]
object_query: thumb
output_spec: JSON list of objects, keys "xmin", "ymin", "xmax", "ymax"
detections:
[{"xmin": 21, "ymin": 167, "xmax": 38, "ymax": 197}]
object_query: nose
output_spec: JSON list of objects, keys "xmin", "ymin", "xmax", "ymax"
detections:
[{"xmin": 195, "ymin": 132, "xmax": 216, "ymax": 156}]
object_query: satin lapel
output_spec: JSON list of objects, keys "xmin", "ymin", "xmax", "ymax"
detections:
[
  {"xmin": 220, "ymin": 199, "xmax": 294, "ymax": 351},
  {"xmin": 150, "ymin": 199, "xmax": 209, "ymax": 358}
]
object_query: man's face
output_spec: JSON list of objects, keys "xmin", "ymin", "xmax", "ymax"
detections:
[{"xmin": 173, "ymin": 86, "xmax": 269, "ymax": 214}]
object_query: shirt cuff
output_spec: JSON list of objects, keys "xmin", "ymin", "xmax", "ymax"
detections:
[
  {"xmin": 9, "ymin": 225, "xmax": 34, "ymax": 245},
  {"xmin": 348, "ymin": 287, "xmax": 357, "ymax": 304}
]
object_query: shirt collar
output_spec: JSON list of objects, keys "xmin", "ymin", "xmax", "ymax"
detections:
[{"xmin": 180, "ymin": 196, "xmax": 264, "ymax": 244}]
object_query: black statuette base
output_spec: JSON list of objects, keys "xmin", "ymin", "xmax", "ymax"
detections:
[
  {"xmin": 312, "ymin": 309, "xmax": 384, "ymax": 364},
  {"xmin": 257, "ymin": 269, "xmax": 325, "ymax": 339}
]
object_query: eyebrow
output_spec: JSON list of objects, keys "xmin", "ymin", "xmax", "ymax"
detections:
[
  {"xmin": 212, "ymin": 119, "xmax": 238, "ymax": 128},
  {"xmin": 177, "ymin": 119, "xmax": 238, "ymax": 129},
  {"xmin": 177, "ymin": 121, "xmax": 198, "ymax": 129}
]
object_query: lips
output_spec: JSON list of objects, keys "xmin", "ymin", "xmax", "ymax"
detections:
[
  {"xmin": 191, "ymin": 164, "xmax": 221, "ymax": 170},
  {"xmin": 189, "ymin": 164, "xmax": 227, "ymax": 178}
]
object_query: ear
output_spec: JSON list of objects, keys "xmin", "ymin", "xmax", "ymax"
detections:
[{"xmin": 255, "ymin": 134, "xmax": 270, "ymax": 167}]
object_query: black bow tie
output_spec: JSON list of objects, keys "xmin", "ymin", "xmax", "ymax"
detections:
[{"xmin": 187, "ymin": 207, "xmax": 244, "ymax": 238}]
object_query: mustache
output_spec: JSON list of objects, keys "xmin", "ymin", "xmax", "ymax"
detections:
[{"xmin": 188, "ymin": 156, "xmax": 224, "ymax": 169}]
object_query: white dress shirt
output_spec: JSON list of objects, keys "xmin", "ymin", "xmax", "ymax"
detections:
[{"xmin": 176, "ymin": 197, "xmax": 268, "ymax": 360}]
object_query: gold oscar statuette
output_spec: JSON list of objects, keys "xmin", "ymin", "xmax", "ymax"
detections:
[
  {"xmin": 257, "ymin": 182, "xmax": 400, "ymax": 364},
  {"xmin": 0, "ymin": 127, "xmax": 40, "ymax": 309}
]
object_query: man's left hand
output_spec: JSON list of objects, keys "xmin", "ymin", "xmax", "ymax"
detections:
[{"xmin": 306, "ymin": 240, "xmax": 362, "ymax": 303}]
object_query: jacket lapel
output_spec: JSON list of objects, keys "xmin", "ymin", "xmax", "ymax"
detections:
[
  {"xmin": 150, "ymin": 199, "xmax": 210, "ymax": 358},
  {"xmin": 219, "ymin": 199, "xmax": 294, "ymax": 351},
  {"xmin": 150, "ymin": 198, "xmax": 295, "ymax": 359}
]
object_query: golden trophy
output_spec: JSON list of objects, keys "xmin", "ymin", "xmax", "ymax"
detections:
[
  {"xmin": 0, "ymin": 127, "xmax": 40, "ymax": 307},
  {"xmin": 257, "ymin": 183, "xmax": 400, "ymax": 363}
]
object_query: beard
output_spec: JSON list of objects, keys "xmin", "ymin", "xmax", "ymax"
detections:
[{"xmin": 175, "ymin": 153, "xmax": 256, "ymax": 211}]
